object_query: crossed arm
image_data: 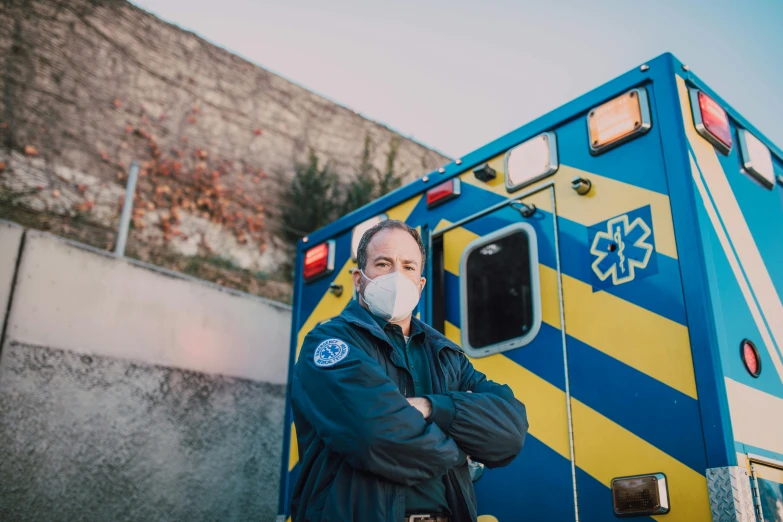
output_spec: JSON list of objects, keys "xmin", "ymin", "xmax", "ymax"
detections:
[{"xmin": 292, "ymin": 329, "xmax": 528, "ymax": 486}]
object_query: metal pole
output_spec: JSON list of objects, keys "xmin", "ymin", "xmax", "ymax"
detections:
[{"xmin": 115, "ymin": 160, "xmax": 140, "ymax": 257}]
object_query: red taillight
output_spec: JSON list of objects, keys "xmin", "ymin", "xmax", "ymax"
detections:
[
  {"xmin": 691, "ymin": 89, "xmax": 732, "ymax": 154},
  {"xmin": 303, "ymin": 240, "xmax": 334, "ymax": 281},
  {"xmin": 741, "ymin": 339, "xmax": 761, "ymax": 378},
  {"xmin": 426, "ymin": 178, "xmax": 461, "ymax": 208}
]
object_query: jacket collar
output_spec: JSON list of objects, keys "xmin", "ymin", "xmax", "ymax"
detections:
[{"xmin": 341, "ymin": 299, "xmax": 461, "ymax": 354}]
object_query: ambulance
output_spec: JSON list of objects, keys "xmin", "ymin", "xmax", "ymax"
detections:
[{"xmin": 277, "ymin": 53, "xmax": 783, "ymax": 522}]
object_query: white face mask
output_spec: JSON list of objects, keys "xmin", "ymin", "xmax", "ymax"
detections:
[{"xmin": 360, "ymin": 270, "xmax": 421, "ymax": 323}]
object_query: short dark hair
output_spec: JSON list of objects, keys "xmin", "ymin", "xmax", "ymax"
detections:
[{"xmin": 357, "ymin": 219, "xmax": 426, "ymax": 271}]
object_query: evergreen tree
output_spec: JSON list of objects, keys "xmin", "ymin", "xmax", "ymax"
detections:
[{"xmin": 280, "ymin": 149, "xmax": 341, "ymax": 245}]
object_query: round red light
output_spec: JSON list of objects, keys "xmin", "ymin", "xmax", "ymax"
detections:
[{"xmin": 741, "ymin": 340, "xmax": 761, "ymax": 378}]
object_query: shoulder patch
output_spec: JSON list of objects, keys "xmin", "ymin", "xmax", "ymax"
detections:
[{"xmin": 314, "ymin": 338, "xmax": 350, "ymax": 368}]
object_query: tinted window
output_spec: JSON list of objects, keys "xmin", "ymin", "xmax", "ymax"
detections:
[{"xmin": 465, "ymin": 230, "xmax": 534, "ymax": 349}]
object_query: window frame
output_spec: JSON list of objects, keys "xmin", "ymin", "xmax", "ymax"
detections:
[{"xmin": 458, "ymin": 222, "xmax": 542, "ymax": 357}]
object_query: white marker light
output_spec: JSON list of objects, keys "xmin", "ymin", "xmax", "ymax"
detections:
[
  {"xmin": 505, "ymin": 132, "xmax": 558, "ymax": 192},
  {"xmin": 738, "ymin": 129, "xmax": 775, "ymax": 189}
]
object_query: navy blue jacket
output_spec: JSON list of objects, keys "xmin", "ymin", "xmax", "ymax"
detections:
[{"xmin": 290, "ymin": 300, "xmax": 529, "ymax": 522}]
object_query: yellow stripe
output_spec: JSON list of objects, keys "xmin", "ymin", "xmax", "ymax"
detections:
[
  {"xmin": 440, "ymin": 222, "xmax": 696, "ymax": 398},
  {"xmin": 677, "ymin": 77, "xmax": 783, "ymax": 382},
  {"xmin": 571, "ymin": 397, "xmax": 710, "ymax": 521},
  {"xmin": 459, "ymin": 154, "xmax": 677, "ymax": 259},
  {"xmin": 726, "ymin": 378, "xmax": 783, "ymax": 455},
  {"xmin": 449, "ymin": 320, "xmax": 710, "ymax": 521},
  {"xmin": 288, "ymin": 422, "xmax": 298, "ymax": 472},
  {"xmin": 554, "ymin": 165, "xmax": 677, "ymax": 259},
  {"xmin": 558, "ymin": 268, "xmax": 697, "ymax": 399},
  {"xmin": 444, "ymin": 321, "xmax": 572, "ymax": 460}
]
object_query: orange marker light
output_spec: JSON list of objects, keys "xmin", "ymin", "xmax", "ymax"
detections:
[{"xmin": 588, "ymin": 88, "xmax": 651, "ymax": 154}]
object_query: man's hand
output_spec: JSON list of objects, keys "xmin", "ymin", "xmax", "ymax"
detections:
[{"xmin": 407, "ymin": 397, "xmax": 432, "ymax": 419}]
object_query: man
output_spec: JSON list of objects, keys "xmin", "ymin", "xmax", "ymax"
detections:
[{"xmin": 290, "ymin": 219, "xmax": 528, "ymax": 522}]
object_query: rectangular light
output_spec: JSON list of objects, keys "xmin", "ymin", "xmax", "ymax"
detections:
[
  {"xmin": 690, "ymin": 89, "xmax": 732, "ymax": 154},
  {"xmin": 351, "ymin": 215, "xmax": 386, "ymax": 261},
  {"xmin": 426, "ymin": 178, "xmax": 461, "ymax": 208},
  {"xmin": 612, "ymin": 473, "xmax": 669, "ymax": 517},
  {"xmin": 303, "ymin": 240, "xmax": 335, "ymax": 282},
  {"xmin": 738, "ymin": 129, "xmax": 775, "ymax": 189},
  {"xmin": 588, "ymin": 88, "xmax": 651, "ymax": 154},
  {"xmin": 505, "ymin": 132, "xmax": 558, "ymax": 192}
]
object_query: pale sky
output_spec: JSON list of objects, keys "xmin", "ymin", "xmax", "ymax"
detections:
[{"xmin": 131, "ymin": 0, "xmax": 783, "ymax": 159}]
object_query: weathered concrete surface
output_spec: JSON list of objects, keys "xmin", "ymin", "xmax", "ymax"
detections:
[
  {"xmin": 0, "ymin": 341, "xmax": 285, "ymax": 522},
  {"xmin": 6, "ymin": 230, "xmax": 291, "ymax": 384},
  {"xmin": 0, "ymin": 220, "xmax": 23, "ymax": 330},
  {"xmin": 0, "ymin": 230, "xmax": 292, "ymax": 520}
]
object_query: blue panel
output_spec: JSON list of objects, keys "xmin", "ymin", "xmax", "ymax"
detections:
[
  {"xmin": 587, "ymin": 205, "xmax": 659, "ymax": 291},
  {"xmin": 504, "ymin": 323, "xmax": 567, "ymax": 391},
  {"xmin": 655, "ymin": 59, "xmax": 734, "ymax": 468},
  {"xmin": 558, "ymin": 216, "xmax": 686, "ymax": 326},
  {"xmin": 557, "ymin": 107, "xmax": 670, "ymax": 195},
  {"xmin": 696, "ymin": 200, "xmax": 783, "ymax": 398},
  {"xmin": 575, "ymin": 467, "xmax": 656, "ymax": 522},
  {"xmin": 714, "ymin": 148, "xmax": 783, "ymax": 342},
  {"xmin": 444, "ymin": 271, "xmax": 461, "ymax": 328},
  {"xmin": 474, "ymin": 435, "xmax": 576, "ymax": 522},
  {"xmin": 568, "ymin": 335, "xmax": 707, "ymax": 473}
]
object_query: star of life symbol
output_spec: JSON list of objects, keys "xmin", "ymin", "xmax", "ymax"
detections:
[
  {"xmin": 314, "ymin": 338, "xmax": 350, "ymax": 367},
  {"xmin": 590, "ymin": 213, "xmax": 654, "ymax": 286}
]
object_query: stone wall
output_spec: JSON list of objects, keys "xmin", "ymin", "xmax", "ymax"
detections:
[{"xmin": 0, "ymin": 0, "xmax": 449, "ymax": 285}]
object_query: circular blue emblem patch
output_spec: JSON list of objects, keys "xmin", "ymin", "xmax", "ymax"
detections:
[{"xmin": 314, "ymin": 339, "xmax": 350, "ymax": 368}]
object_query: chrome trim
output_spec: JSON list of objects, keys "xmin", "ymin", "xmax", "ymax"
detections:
[
  {"xmin": 588, "ymin": 87, "xmax": 652, "ymax": 155},
  {"xmin": 552, "ymin": 187, "xmax": 579, "ymax": 522},
  {"xmin": 504, "ymin": 131, "xmax": 559, "ymax": 193},
  {"xmin": 431, "ymin": 182, "xmax": 554, "ymax": 239},
  {"xmin": 748, "ymin": 453, "xmax": 783, "ymax": 469},
  {"xmin": 458, "ymin": 221, "xmax": 542, "ymax": 358},
  {"xmin": 689, "ymin": 88, "xmax": 732, "ymax": 155},
  {"xmin": 750, "ymin": 463, "xmax": 766, "ymax": 522}
]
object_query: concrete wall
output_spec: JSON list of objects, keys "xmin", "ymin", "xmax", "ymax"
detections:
[
  {"xmin": 0, "ymin": 220, "xmax": 23, "ymax": 330},
  {"xmin": 0, "ymin": 230, "xmax": 292, "ymax": 521}
]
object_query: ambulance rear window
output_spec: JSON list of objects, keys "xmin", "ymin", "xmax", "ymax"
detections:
[{"xmin": 461, "ymin": 223, "xmax": 541, "ymax": 356}]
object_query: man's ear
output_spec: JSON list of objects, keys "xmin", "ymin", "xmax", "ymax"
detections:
[
  {"xmin": 419, "ymin": 277, "xmax": 427, "ymax": 291},
  {"xmin": 352, "ymin": 267, "xmax": 363, "ymax": 293}
]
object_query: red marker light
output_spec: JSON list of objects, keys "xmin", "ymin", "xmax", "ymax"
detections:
[
  {"xmin": 303, "ymin": 241, "xmax": 335, "ymax": 281},
  {"xmin": 691, "ymin": 90, "xmax": 732, "ymax": 154},
  {"xmin": 426, "ymin": 179, "xmax": 461, "ymax": 208},
  {"xmin": 741, "ymin": 339, "xmax": 761, "ymax": 378}
]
